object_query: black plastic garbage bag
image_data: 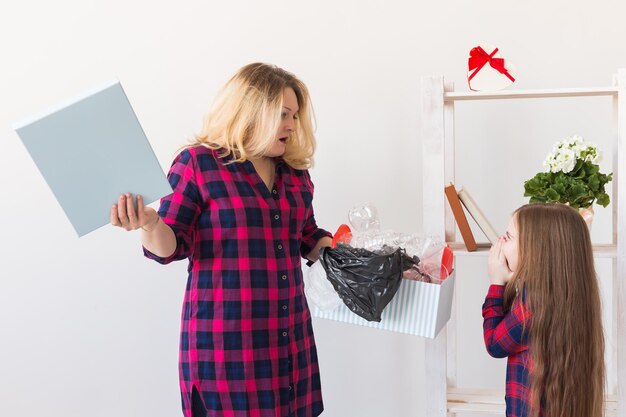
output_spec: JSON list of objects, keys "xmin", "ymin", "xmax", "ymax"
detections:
[{"xmin": 318, "ymin": 245, "xmax": 419, "ymax": 322}]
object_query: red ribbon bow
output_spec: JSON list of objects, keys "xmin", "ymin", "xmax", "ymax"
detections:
[{"xmin": 468, "ymin": 46, "xmax": 515, "ymax": 83}]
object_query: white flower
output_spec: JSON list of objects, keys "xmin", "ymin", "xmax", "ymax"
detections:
[
  {"xmin": 593, "ymin": 148, "xmax": 601, "ymax": 163},
  {"xmin": 570, "ymin": 135, "xmax": 584, "ymax": 146},
  {"xmin": 572, "ymin": 143, "xmax": 585, "ymax": 157},
  {"xmin": 541, "ymin": 135, "xmax": 602, "ymax": 173},
  {"xmin": 562, "ymin": 136, "xmax": 575, "ymax": 147},
  {"xmin": 559, "ymin": 148, "xmax": 575, "ymax": 160},
  {"xmin": 550, "ymin": 161, "xmax": 561, "ymax": 173},
  {"xmin": 557, "ymin": 148, "xmax": 576, "ymax": 173},
  {"xmin": 562, "ymin": 158, "xmax": 576, "ymax": 173},
  {"xmin": 584, "ymin": 143, "xmax": 599, "ymax": 161},
  {"xmin": 543, "ymin": 152, "xmax": 555, "ymax": 170}
]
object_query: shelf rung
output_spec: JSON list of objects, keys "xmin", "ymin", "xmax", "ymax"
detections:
[
  {"xmin": 447, "ymin": 242, "xmax": 617, "ymax": 258},
  {"xmin": 447, "ymin": 388, "xmax": 504, "ymax": 414},
  {"xmin": 444, "ymin": 87, "xmax": 618, "ymax": 101},
  {"xmin": 447, "ymin": 388, "xmax": 617, "ymax": 415},
  {"xmin": 447, "ymin": 242, "xmax": 491, "ymax": 254}
]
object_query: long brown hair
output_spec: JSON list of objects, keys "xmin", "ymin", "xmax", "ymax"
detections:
[
  {"xmin": 503, "ymin": 203, "xmax": 605, "ymax": 417},
  {"xmin": 191, "ymin": 62, "xmax": 316, "ymax": 169}
]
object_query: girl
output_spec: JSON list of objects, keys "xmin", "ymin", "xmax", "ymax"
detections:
[
  {"xmin": 111, "ymin": 63, "xmax": 332, "ymax": 417},
  {"xmin": 483, "ymin": 203, "xmax": 605, "ymax": 417}
]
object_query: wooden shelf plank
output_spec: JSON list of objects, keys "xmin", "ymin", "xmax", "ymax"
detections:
[
  {"xmin": 447, "ymin": 388, "xmax": 505, "ymax": 415},
  {"xmin": 447, "ymin": 402, "xmax": 617, "ymax": 416},
  {"xmin": 447, "ymin": 388, "xmax": 617, "ymax": 415},
  {"xmin": 447, "ymin": 242, "xmax": 617, "ymax": 258},
  {"xmin": 445, "ymin": 87, "xmax": 618, "ymax": 101}
]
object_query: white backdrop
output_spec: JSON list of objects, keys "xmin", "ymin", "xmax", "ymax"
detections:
[{"xmin": 1, "ymin": 1, "xmax": 625, "ymax": 416}]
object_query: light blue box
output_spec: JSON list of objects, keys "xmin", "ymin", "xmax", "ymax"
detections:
[
  {"xmin": 313, "ymin": 273, "xmax": 456, "ymax": 339},
  {"xmin": 14, "ymin": 80, "xmax": 172, "ymax": 237}
]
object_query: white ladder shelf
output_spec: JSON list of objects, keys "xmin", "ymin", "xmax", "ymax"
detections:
[{"xmin": 420, "ymin": 69, "xmax": 626, "ymax": 416}]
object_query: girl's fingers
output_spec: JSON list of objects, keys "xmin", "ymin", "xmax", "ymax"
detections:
[
  {"xmin": 489, "ymin": 245, "xmax": 497, "ymax": 259},
  {"xmin": 492, "ymin": 239, "xmax": 502, "ymax": 255},
  {"xmin": 498, "ymin": 246, "xmax": 507, "ymax": 265},
  {"xmin": 489, "ymin": 240, "xmax": 499, "ymax": 257}
]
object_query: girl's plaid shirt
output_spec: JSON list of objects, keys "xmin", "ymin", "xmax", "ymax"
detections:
[{"xmin": 483, "ymin": 284, "xmax": 536, "ymax": 417}]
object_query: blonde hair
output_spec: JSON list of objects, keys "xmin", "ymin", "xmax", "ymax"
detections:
[
  {"xmin": 504, "ymin": 203, "xmax": 605, "ymax": 417},
  {"xmin": 191, "ymin": 62, "xmax": 316, "ymax": 169}
]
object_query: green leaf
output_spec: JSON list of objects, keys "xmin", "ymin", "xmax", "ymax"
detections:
[
  {"xmin": 571, "ymin": 160, "xmax": 585, "ymax": 178},
  {"xmin": 568, "ymin": 184, "xmax": 586, "ymax": 201},
  {"xmin": 596, "ymin": 193, "xmax": 610, "ymax": 207},
  {"xmin": 552, "ymin": 183, "xmax": 566, "ymax": 195},
  {"xmin": 545, "ymin": 188, "xmax": 560, "ymax": 201},
  {"xmin": 588, "ymin": 174, "xmax": 600, "ymax": 191}
]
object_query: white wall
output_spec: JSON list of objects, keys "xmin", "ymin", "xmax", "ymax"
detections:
[{"xmin": 1, "ymin": 1, "xmax": 625, "ymax": 416}]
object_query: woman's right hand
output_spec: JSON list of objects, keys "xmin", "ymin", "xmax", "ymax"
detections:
[{"xmin": 110, "ymin": 193, "xmax": 159, "ymax": 232}]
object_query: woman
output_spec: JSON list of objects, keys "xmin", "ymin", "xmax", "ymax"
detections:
[{"xmin": 111, "ymin": 63, "xmax": 331, "ymax": 417}]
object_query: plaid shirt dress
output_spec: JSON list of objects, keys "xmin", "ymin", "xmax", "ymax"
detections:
[
  {"xmin": 144, "ymin": 146, "xmax": 331, "ymax": 417},
  {"xmin": 482, "ymin": 284, "xmax": 538, "ymax": 417}
]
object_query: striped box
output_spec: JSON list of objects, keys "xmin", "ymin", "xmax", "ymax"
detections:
[{"xmin": 311, "ymin": 272, "xmax": 455, "ymax": 338}]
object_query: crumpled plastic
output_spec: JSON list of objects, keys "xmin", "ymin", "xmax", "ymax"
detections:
[
  {"xmin": 335, "ymin": 203, "xmax": 451, "ymax": 284},
  {"xmin": 303, "ymin": 260, "xmax": 342, "ymax": 312},
  {"xmin": 305, "ymin": 203, "xmax": 453, "ymax": 319},
  {"xmin": 318, "ymin": 245, "xmax": 419, "ymax": 322}
]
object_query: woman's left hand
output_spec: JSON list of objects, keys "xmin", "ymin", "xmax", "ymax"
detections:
[{"xmin": 487, "ymin": 237, "xmax": 513, "ymax": 286}]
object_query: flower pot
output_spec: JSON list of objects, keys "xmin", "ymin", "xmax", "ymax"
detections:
[
  {"xmin": 563, "ymin": 203, "xmax": 594, "ymax": 230},
  {"xmin": 579, "ymin": 205, "xmax": 594, "ymax": 230}
]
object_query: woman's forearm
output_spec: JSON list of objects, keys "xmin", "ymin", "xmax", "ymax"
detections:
[
  {"xmin": 141, "ymin": 217, "xmax": 177, "ymax": 258},
  {"xmin": 306, "ymin": 236, "xmax": 333, "ymax": 262}
]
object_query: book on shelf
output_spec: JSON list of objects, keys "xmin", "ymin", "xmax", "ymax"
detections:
[
  {"xmin": 457, "ymin": 187, "xmax": 499, "ymax": 244},
  {"xmin": 444, "ymin": 183, "xmax": 477, "ymax": 251}
]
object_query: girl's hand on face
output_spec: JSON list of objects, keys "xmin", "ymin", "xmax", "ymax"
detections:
[
  {"xmin": 110, "ymin": 193, "xmax": 159, "ymax": 232},
  {"xmin": 488, "ymin": 236, "xmax": 514, "ymax": 286}
]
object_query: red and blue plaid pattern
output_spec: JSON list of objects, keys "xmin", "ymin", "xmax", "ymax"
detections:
[
  {"xmin": 483, "ymin": 284, "xmax": 537, "ymax": 417},
  {"xmin": 144, "ymin": 146, "xmax": 331, "ymax": 417}
]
